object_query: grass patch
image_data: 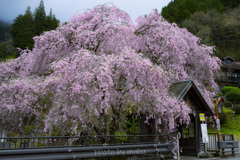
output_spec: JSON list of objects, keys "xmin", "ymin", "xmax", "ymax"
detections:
[{"xmin": 208, "ymin": 107, "xmax": 240, "ymax": 141}]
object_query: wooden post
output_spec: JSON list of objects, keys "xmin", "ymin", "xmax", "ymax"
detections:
[
  {"xmin": 215, "ymin": 100, "xmax": 221, "ymax": 154},
  {"xmin": 177, "ymin": 133, "xmax": 180, "ymax": 160},
  {"xmin": 232, "ymin": 148, "xmax": 235, "ymax": 155}
]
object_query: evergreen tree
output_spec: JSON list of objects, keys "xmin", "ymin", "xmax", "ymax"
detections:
[
  {"xmin": 11, "ymin": 0, "xmax": 59, "ymax": 52},
  {"xmin": 12, "ymin": 6, "xmax": 34, "ymax": 50},
  {"xmin": 221, "ymin": 0, "xmax": 240, "ymax": 9},
  {"xmin": 46, "ymin": 9, "xmax": 60, "ymax": 31},
  {"xmin": 162, "ymin": 0, "xmax": 240, "ymax": 61},
  {"xmin": 162, "ymin": 0, "xmax": 199, "ymax": 23},
  {"xmin": 0, "ymin": 21, "xmax": 11, "ymax": 43},
  {"xmin": 161, "ymin": 2, "xmax": 176, "ymax": 23},
  {"xmin": 0, "ymin": 39, "xmax": 16, "ymax": 60},
  {"xmin": 34, "ymin": 0, "xmax": 47, "ymax": 36},
  {"xmin": 162, "ymin": 0, "xmax": 225, "ymax": 23}
]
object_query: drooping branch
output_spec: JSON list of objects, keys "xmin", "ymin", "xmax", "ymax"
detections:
[{"xmin": 134, "ymin": 24, "xmax": 157, "ymax": 35}]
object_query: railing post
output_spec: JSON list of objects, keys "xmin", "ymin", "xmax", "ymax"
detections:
[
  {"xmin": 232, "ymin": 148, "xmax": 235, "ymax": 155},
  {"xmin": 23, "ymin": 139, "xmax": 28, "ymax": 149},
  {"xmin": 205, "ymin": 143, "xmax": 207, "ymax": 153},
  {"xmin": 133, "ymin": 136, "xmax": 136, "ymax": 144},
  {"xmin": 177, "ymin": 133, "xmax": 180, "ymax": 160},
  {"xmin": 3, "ymin": 138, "xmax": 5, "ymax": 149},
  {"xmin": 20, "ymin": 139, "xmax": 23, "ymax": 149},
  {"xmin": 85, "ymin": 136, "xmax": 89, "ymax": 147}
]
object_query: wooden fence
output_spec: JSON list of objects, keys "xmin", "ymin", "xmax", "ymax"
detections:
[{"xmin": 207, "ymin": 133, "xmax": 236, "ymax": 152}]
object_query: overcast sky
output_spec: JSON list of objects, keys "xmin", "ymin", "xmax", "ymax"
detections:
[{"xmin": 0, "ymin": 0, "xmax": 172, "ymax": 24}]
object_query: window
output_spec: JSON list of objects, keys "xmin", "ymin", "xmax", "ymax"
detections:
[
  {"xmin": 183, "ymin": 122, "xmax": 194, "ymax": 138},
  {"xmin": 224, "ymin": 59, "xmax": 232, "ymax": 65},
  {"xmin": 189, "ymin": 122, "xmax": 194, "ymax": 137}
]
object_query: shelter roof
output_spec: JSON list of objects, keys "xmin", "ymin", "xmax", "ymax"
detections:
[{"xmin": 169, "ymin": 80, "xmax": 214, "ymax": 116}]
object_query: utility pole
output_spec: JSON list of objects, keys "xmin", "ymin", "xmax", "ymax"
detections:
[
  {"xmin": 232, "ymin": 104, "xmax": 235, "ymax": 121},
  {"xmin": 233, "ymin": 111, "xmax": 235, "ymax": 121},
  {"xmin": 215, "ymin": 98, "xmax": 224, "ymax": 153},
  {"xmin": 215, "ymin": 100, "xmax": 221, "ymax": 141}
]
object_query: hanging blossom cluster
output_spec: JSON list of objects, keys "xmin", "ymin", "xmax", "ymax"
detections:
[
  {"xmin": 0, "ymin": 4, "xmax": 220, "ymax": 136},
  {"xmin": 134, "ymin": 12, "xmax": 221, "ymax": 105}
]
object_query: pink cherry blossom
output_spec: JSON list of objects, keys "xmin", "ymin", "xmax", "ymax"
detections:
[{"xmin": 0, "ymin": 4, "xmax": 220, "ymax": 136}]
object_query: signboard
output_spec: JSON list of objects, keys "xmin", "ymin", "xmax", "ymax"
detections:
[
  {"xmin": 217, "ymin": 102, "xmax": 223, "ymax": 113},
  {"xmin": 216, "ymin": 119, "xmax": 220, "ymax": 131},
  {"xmin": 199, "ymin": 113, "xmax": 205, "ymax": 122},
  {"xmin": 216, "ymin": 98, "xmax": 224, "ymax": 113},
  {"xmin": 201, "ymin": 124, "xmax": 209, "ymax": 143}
]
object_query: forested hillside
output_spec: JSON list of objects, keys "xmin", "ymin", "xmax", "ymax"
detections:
[
  {"xmin": 162, "ymin": 0, "xmax": 240, "ymax": 60},
  {"xmin": 0, "ymin": 21, "xmax": 11, "ymax": 43},
  {"xmin": 0, "ymin": 0, "xmax": 59, "ymax": 60},
  {"xmin": 0, "ymin": 21, "xmax": 15, "ymax": 59}
]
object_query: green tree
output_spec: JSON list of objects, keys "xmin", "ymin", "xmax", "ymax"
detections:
[
  {"xmin": 181, "ymin": 10, "xmax": 223, "ymax": 45},
  {"xmin": 34, "ymin": 0, "xmax": 47, "ymax": 36},
  {"xmin": 46, "ymin": 9, "xmax": 59, "ymax": 31},
  {"xmin": 162, "ymin": 0, "xmax": 199, "ymax": 23},
  {"xmin": 0, "ymin": 21, "xmax": 14, "ymax": 60},
  {"xmin": 197, "ymin": 0, "xmax": 224, "ymax": 13},
  {"xmin": 175, "ymin": 0, "xmax": 198, "ymax": 23},
  {"xmin": 221, "ymin": 86, "xmax": 240, "ymax": 94},
  {"xmin": 162, "ymin": 0, "xmax": 224, "ymax": 24},
  {"xmin": 11, "ymin": 1, "xmax": 59, "ymax": 53},
  {"xmin": 221, "ymin": 0, "xmax": 240, "ymax": 9},
  {"xmin": 12, "ymin": 6, "xmax": 34, "ymax": 50},
  {"xmin": 222, "ymin": 5, "xmax": 240, "ymax": 55},
  {"xmin": 161, "ymin": 0, "xmax": 240, "ymax": 61},
  {"xmin": 221, "ymin": 86, "xmax": 240, "ymax": 104},
  {"xmin": 161, "ymin": 2, "xmax": 177, "ymax": 23},
  {"xmin": 225, "ymin": 90, "xmax": 240, "ymax": 104},
  {"xmin": 0, "ymin": 39, "xmax": 16, "ymax": 60},
  {"xmin": 0, "ymin": 41, "xmax": 10, "ymax": 59},
  {"xmin": 0, "ymin": 21, "xmax": 11, "ymax": 43}
]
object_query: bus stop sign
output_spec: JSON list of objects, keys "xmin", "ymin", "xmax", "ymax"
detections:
[{"xmin": 199, "ymin": 113, "xmax": 205, "ymax": 122}]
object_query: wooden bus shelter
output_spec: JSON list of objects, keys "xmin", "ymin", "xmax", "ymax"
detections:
[{"xmin": 138, "ymin": 80, "xmax": 214, "ymax": 156}]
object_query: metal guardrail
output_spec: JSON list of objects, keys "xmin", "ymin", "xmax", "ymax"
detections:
[
  {"xmin": 0, "ymin": 134, "xmax": 176, "ymax": 150},
  {"xmin": 0, "ymin": 134, "xmax": 178, "ymax": 159},
  {"xmin": 0, "ymin": 142, "xmax": 175, "ymax": 160},
  {"xmin": 0, "ymin": 143, "xmax": 174, "ymax": 160}
]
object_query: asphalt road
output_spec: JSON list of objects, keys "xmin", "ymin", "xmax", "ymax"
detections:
[
  {"xmin": 181, "ymin": 155, "xmax": 240, "ymax": 160},
  {"xmin": 180, "ymin": 141, "xmax": 240, "ymax": 160}
]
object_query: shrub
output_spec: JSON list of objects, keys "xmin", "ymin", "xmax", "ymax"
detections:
[
  {"xmin": 218, "ymin": 112, "xmax": 227, "ymax": 124},
  {"xmin": 225, "ymin": 90, "xmax": 240, "ymax": 104},
  {"xmin": 221, "ymin": 86, "xmax": 240, "ymax": 94},
  {"xmin": 233, "ymin": 104, "xmax": 240, "ymax": 114},
  {"xmin": 224, "ymin": 101, "xmax": 232, "ymax": 108}
]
